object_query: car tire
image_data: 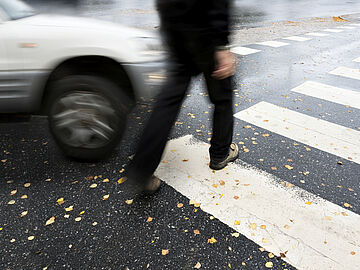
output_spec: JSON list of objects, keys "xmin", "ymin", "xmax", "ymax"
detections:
[{"xmin": 46, "ymin": 75, "xmax": 131, "ymax": 161}]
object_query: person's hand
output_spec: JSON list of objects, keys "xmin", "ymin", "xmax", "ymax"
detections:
[{"xmin": 212, "ymin": 50, "xmax": 237, "ymax": 80}]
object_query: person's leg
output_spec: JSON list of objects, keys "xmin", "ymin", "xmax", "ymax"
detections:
[
  {"xmin": 204, "ymin": 71, "xmax": 234, "ymax": 162},
  {"xmin": 126, "ymin": 66, "xmax": 192, "ymax": 186}
]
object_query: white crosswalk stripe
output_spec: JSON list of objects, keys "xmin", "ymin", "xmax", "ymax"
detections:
[
  {"xmin": 323, "ymin": 29, "xmax": 343, "ymax": 33},
  {"xmin": 337, "ymin": 26, "xmax": 356, "ymax": 29},
  {"xmin": 329, "ymin": 66, "xmax": 360, "ymax": 80},
  {"xmin": 256, "ymin": 41, "xmax": 289, "ymax": 47},
  {"xmin": 156, "ymin": 136, "xmax": 360, "ymax": 270},
  {"xmin": 234, "ymin": 102, "xmax": 360, "ymax": 164},
  {"xmin": 282, "ymin": 36, "xmax": 311, "ymax": 42},
  {"xmin": 291, "ymin": 81, "xmax": 360, "ymax": 110},
  {"xmin": 353, "ymin": 57, "xmax": 360, "ymax": 62},
  {"xmin": 305, "ymin": 32, "xmax": 329, "ymax": 37},
  {"xmin": 231, "ymin": 46, "xmax": 261, "ymax": 55}
]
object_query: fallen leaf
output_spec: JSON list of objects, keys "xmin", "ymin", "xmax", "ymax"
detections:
[
  {"xmin": 207, "ymin": 237, "xmax": 217, "ymax": 244},
  {"xmin": 90, "ymin": 183, "xmax": 97, "ymax": 188},
  {"xmin": 285, "ymin": 182, "xmax": 294, "ymax": 188},
  {"xmin": 265, "ymin": 262, "xmax": 273, "ymax": 268},
  {"xmin": 85, "ymin": 176, "xmax": 93, "ymax": 181},
  {"xmin": 28, "ymin": 236, "xmax": 35, "ymax": 241},
  {"xmin": 75, "ymin": 217, "xmax": 82, "ymax": 222},
  {"xmin": 103, "ymin": 178, "xmax": 110, "ymax": 183},
  {"xmin": 284, "ymin": 225, "xmax": 290, "ymax": 229},
  {"xmin": 64, "ymin": 214, "xmax": 70, "ymax": 218},
  {"xmin": 212, "ymin": 184, "xmax": 218, "ymax": 188},
  {"xmin": 193, "ymin": 229, "xmax": 200, "ymax": 235},
  {"xmin": 285, "ymin": 165, "xmax": 293, "ymax": 170},
  {"xmin": 268, "ymin": 253, "xmax": 275, "ymax": 258},
  {"xmin": 341, "ymin": 212, "xmax": 348, "ymax": 216},
  {"xmin": 80, "ymin": 211, "xmax": 85, "ymax": 215},
  {"xmin": 8, "ymin": 200, "xmax": 15, "ymax": 205},
  {"xmin": 344, "ymin": 203, "xmax": 352, "ymax": 208},
  {"xmin": 102, "ymin": 194, "xmax": 110, "ymax": 200},
  {"xmin": 249, "ymin": 223, "xmax": 257, "ymax": 230},
  {"xmin": 57, "ymin": 198, "xmax": 65, "ymax": 205},
  {"xmin": 219, "ymin": 180, "xmax": 225, "ymax": 186},
  {"xmin": 10, "ymin": 239, "xmax": 15, "ymax": 243},
  {"xmin": 182, "ymin": 159, "xmax": 189, "ymax": 162},
  {"xmin": 260, "ymin": 225, "xmax": 266, "ymax": 229},
  {"xmin": 162, "ymin": 249, "xmax": 169, "ymax": 255},
  {"xmin": 194, "ymin": 203, "xmax": 201, "ymax": 208},
  {"xmin": 234, "ymin": 220, "xmax": 241, "ymax": 225},
  {"xmin": 21, "ymin": 195, "xmax": 28, "ymax": 199},
  {"xmin": 65, "ymin": 205, "xmax": 74, "ymax": 212},
  {"xmin": 10, "ymin": 190, "xmax": 17, "ymax": 196},
  {"xmin": 92, "ymin": 222, "xmax": 98, "ymax": 226},
  {"xmin": 194, "ymin": 262, "xmax": 201, "ymax": 269},
  {"xmin": 189, "ymin": 199, "xmax": 196, "ymax": 205},
  {"xmin": 177, "ymin": 203, "xmax": 183, "ymax": 208},
  {"xmin": 21, "ymin": 211, "xmax": 28, "ymax": 218},
  {"xmin": 262, "ymin": 238, "xmax": 268, "ymax": 243},
  {"xmin": 305, "ymin": 201, "xmax": 312, "ymax": 205},
  {"xmin": 231, "ymin": 232, "xmax": 240, "ymax": 237},
  {"xmin": 325, "ymin": 216, "xmax": 332, "ymax": 221},
  {"xmin": 24, "ymin": 183, "xmax": 31, "ymax": 188},
  {"xmin": 45, "ymin": 216, "xmax": 55, "ymax": 226},
  {"xmin": 350, "ymin": 251, "xmax": 356, "ymax": 255},
  {"xmin": 233, "ymin": 196, "xmax": 239, "ymax": 200},
  {"xmin": 146, "ymin": 217, "xmax": 153, "ymax": 222},
  {"xmin": 337, "ymin": 161, "xmax": 343, "ymax": 165},
  {"xmin": 259, "ymin": 247, "xmax": 266, "ymax": 252},
  {"xmin": 117, "ymin": 177, "xmax": 127, "ymax": 184},
  {"xmin": 125, "ymin": 199, "xmax": 133, "ymax": 205},
  {"xmin": 271, "ymin": 167, "xmax": 277, "ymax": 170}
]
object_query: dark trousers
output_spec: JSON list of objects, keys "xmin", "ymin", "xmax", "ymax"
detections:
[{"xmin": 127, "ymin": 31, "xmax": 234, "ymax": 183}]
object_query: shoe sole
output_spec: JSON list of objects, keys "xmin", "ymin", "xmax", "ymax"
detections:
[{"xmin": 209, "ymin": 152, "xmax": 239, "ymax": 170}]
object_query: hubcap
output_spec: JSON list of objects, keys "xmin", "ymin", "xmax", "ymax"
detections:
[{"xmin": 51, "ymin": 91, "xmax": 119, "ymax": 149}]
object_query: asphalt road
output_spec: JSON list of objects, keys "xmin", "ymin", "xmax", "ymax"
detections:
[{"xmin": 1, "ymin": 2, "xmax": 360, "ymax": 270}]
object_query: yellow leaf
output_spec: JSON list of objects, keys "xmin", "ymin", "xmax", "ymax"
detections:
[
  {"xmin": 233, "ymin": 196, "xmax": 239, "ymax": 200},
  {"xmin": 28, "ymin": 235, "xmax": 35, "ymax": 241},
  {"xmin": 189, "ymin": 199, "xmax": 196, "ymax": 205},
  {"xmin": 103, "ymin": 178, "xmax": 110, "ymax": 183},
  {"xmin": 65, "ymin": 205, "xmax": 74, "ymax": 212},
  {"xmin": 146, "ymin": 217, "xmax": 153, "ymax": 222},
  {"xmin": 117, "ymin": 177, "xmax": 127, "ymax": 184},
  {"xmin": 219, "ymin": 180, "xmax": 225, "ymax": 186},
  {"xmin": 0, "ymin": 227, "xmax": 2, "ymax": 231},
  {"xmin": 325, "ymin": 216, "xmax": 332, "ymax": 221},
  {"xmin": 92, "ymin": 222, "xmax": 98, "ymax": 226},
  {"xmin": 102, "ymin": 194, "xmax": 110, "ymax": 200},
  {"xmin": 90, "ymin": 183, "xmax": 97, "ymax": 188},
  {"xmin": 80, "ymin": 211, "xmax": 85, "ymax": 215},
  {"xmin": 268, "ymin": 253, "xmax": 275, "ymax": 258},
  {"xmin": 24, "ymin": 183, "xmax": 31, "ymax": 188},
  {"xmin": 262, "ymin": 238, "xmax": 268, "ymax": 243},
  {"xmin": 212, "ymin": 184, "xmax": 218, "ymax": 188},
  {"xmin": 21, "ymin": 211, "xmax": 28, "ymax": 218},
  {"xmin": 249, "ymin": 223, "xmax": 257, "ymax": 230},
  {"xmin": 231, "ymin": 232, "xmax": 240, "ymax": 237},
  {"xmin": 351, "ymin": 251, "xmax": 356, "ymax": 255},
  {"xmin": 161, "ymin": 249, "xmax": 169, "ymax": 255},
  {"xmin": 177, "ymin": 203, "xmax": 183, "ymax": 208},
  {"xmin": 284, "ymin": 225, "xmax": 290, "ymax": 229},
  {"xmin": 265, "ymin": 262, "xmax": 273, "ymax": 268},
  {"xmin": 305, "ymin": 201, "xmax": 312, "ymax": 205},
  {"xmin": 10, "ymin": 190, "xmax": 17, "ymax": 196},
  {"xmin": 10, "ymin": 239, "xmax": 15, "ymax": 243},
  {"xmin": 259, "ymin": 247, "xmax": 265, "ymax": 252},
  {"xmin": 57, "ymin": 198, "xmax": 65, "ymax": 205},
  {"xmin": 45, "ymin": 216, "xmax": 55, "ymax": 226},
  {"xmin": 260, "ymin": 225, "xmax": 266, "ymax": 229},
  {"xmin": 125, "ymin": 199, "xmax": 133, "ymax": 205},
  {"xmin": 234, "ymin": 220, "xmax": 241, "ymax": 225},
  {"xmin": 341, "ymin": 212, "xmax": 348, "ymax": 216},
  {"xmin": 21, "ymin": 195, "xmax": 28, "ymax": 199},
  {"xmin": 285, "ymin": 165, "xmax": 293, "ymax": 170},
  {"xmin": 207, "ymin": 237, "xmax": 217, "ymax": 244},
  {"xmin": 344, "ymin": 203, "xmax": 352, "ymax": 208},
  {"xmin": 8, "ymin": 200, "xmax": 15, "ymax": 205},
  {"xmin": 64, "ymin": 214, "xmax": 70, "ymax": 219},
  {"xmin": 194, "ymin": 262, "xmax": 201, "ymax": 269},
  {"xmin": 193, "ymin": 229, "xmax": 200, "ymax": 235},
  {"xmin": 75, "ymin": 217, "xmax": 82, "ymax": 222},
  {"xmin": 194, "ymin": 203, "xmax": 201, "ymax": 208}
]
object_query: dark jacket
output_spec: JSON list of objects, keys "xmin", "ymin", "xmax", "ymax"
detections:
[{"xmin": 156, "ymin": 0, "xmax": 231, "ymax": 47}]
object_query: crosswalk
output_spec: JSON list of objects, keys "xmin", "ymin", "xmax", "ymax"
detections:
[{"xmin": 155, "ymin": 25, "xmax": 360, "ymax": 270}]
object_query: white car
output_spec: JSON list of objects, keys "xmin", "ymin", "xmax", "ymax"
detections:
[{"xmin": 0, "ymin": 0, "xmax": 166, "ymax": 160}]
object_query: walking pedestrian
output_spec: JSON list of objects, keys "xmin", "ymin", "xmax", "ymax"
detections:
[{"xmin": 126, "ymin": 0, "xmax": 238, "ymax": 194}]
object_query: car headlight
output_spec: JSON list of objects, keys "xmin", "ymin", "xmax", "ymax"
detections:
[{"xmin": 134, "ymin": 37, "xmax": 165, "ymax": 56}]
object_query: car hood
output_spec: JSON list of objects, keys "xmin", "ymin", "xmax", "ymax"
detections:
[{"xmin": 20, "ymin": 14, "xmax": 155, "ymax": 38}]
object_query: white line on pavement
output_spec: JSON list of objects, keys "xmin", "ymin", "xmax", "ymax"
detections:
[
  {"xmin": 256, "ymin": 41, "xmax": 289, "ymax": 48},
  {"xmin": 353, "ymin": 57, "xmax": 360, "ymax": 62},
  {"xmin": 337, "ymin": 26, "xmax": 356, "ymax": 29},
  {"xmin": 156, "ymin": 135, "xmax": 360, "ymax": 270},
  {"xmin": 282, "ymin": 36, "xmax": 311, "ymax": 42},
  {"xmin": 329, "ymin": 66, "xmax": 360, "ymax": 81},
  {"xmin": 305, "ymin": 32, "xmax": 330, "ymax": 37},
  {"xmin": 349, "ymin": 23, "xmax": 360, "ymax": 26},
  {"xmin": 323, "ymin": 29, "xmax": 344, "ymax": 33},
  {"xmin": 291, "ymin": 81, "xmax": 360, "ymax": 110},
  {"xmin": 230, "ymin": 46, "xmax": 261, "ymax": 55},
  {"xmin": 234, "ymin": 102, "xmax": 360, "ymax": 164}
]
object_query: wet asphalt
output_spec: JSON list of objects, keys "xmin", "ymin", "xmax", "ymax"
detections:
[{"xmin": 1, "ymin": 1, "xmax": 360, "ymax": 269}]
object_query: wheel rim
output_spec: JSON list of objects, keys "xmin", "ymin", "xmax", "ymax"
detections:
[{"xmin": 51, "ymin": 91, "xmax": 119, "ymax": 149}]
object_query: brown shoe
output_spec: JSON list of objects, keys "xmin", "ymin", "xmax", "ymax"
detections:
[
  {"xmin": 144, "ymin": 175, "xmax": 161, "ymax": 194},
  {"xmin": 209, "ymin": 143, "xmax": 239, "ymax": 170}
]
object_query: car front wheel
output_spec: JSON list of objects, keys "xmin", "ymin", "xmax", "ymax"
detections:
[{"xmin": 46, "ymin": 75, "xmax": 130, "ymax": 160}]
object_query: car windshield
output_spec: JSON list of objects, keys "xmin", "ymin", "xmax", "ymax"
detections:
[{"xmin": 0, "ymin": 0, "xmax": 35, "ymax": 20}]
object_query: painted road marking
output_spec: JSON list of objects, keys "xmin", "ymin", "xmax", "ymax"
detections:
[
  {"xmin": 337, "ymin": 26, "xmax": 356, "ymax": 29},
  {"xmin": 234, "ymin": 102, "xmax": 360, "ymax": 164},
  {"xmin": 156, "ymin": 135, "xmax": 360, "ymax": 270},
  {"xmin": 230, "ymin": 46, "xmax": 261, "ymax": 56},
  {"xmin": 305, "ymin": 32, "xmax": 329, "ymax": 37},
  {"xmin": 349, "ymin": 23, "xmax": 360, "ymax": 26},
  {"xmin": 353, "ymin": 57, "xmax": 360, "ymax": 62},
  {"xmin": 329, "ymin": 66, "xmax": 360, "ymax": 81},
  {"xmin": 282, "ymin": 36, "xmax": 311, "ymax": 42},
  {"xmin": 291, "ymin": 81, "xmax": 360, "ymax": 110},
  {"xmin": 323, "ymin": 29, "xmax": 343, "ymax": 33},
  {"xmin": 256, "ymin": 41, "xmax": 289, "ymax": 48}
]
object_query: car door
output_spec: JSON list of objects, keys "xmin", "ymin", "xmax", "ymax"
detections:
[{"xmin": 0, "ymin": 7, "xmax": 11, "ymax": 111}]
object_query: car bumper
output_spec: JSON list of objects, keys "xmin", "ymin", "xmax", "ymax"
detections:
[{"xmin": 122, "ymin": 61, "xmax": 167, "ymax": 101}]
